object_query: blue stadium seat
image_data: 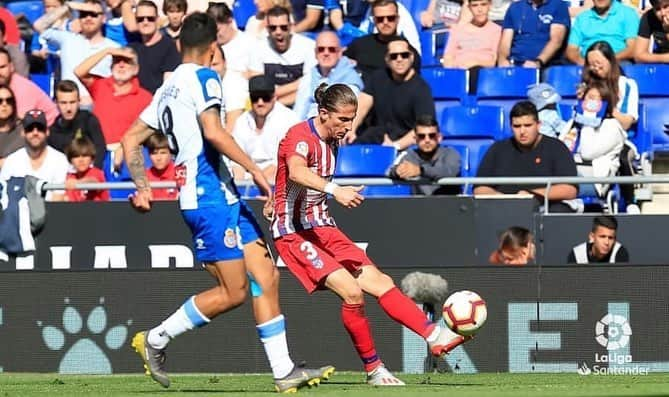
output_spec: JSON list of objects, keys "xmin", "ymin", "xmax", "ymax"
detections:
[
  {"xmin": 363, "ymin": 184, "xmax": 412, "ymax": 197},
  {"xmin": 6, "ymin": 0, "xmax": 44, "ymax": 23},
  {"xmin": 417, "ymin": 27, "xmax": 448, "ymax": 67},
  {"xmin": 439, "ymin": 138, "xmax": 493, "ymax": 177},
  {"xmin": 29, "ymin": 73, "xmax": 52, "ymax": 96},
  {"xmin": 476, "ymin": 67, "xmax": 539, "ymax": 99},
  {"xmin": 422, "ymin": 67, "xmax": 467, "ymax": 101},
  {"xmin": 441, "ymin": 105, "xmax": 504, "ymax": 140},
  {"xmin": 543, "ymin": 65, "xmax": 583, "ymax": 99},
  {"xmin": 443, "ymin": 143, "xmax": 469, "ymax": 177},
  {"xmin": 639, "ymin": 99, "xmax": 669, "ymax": 153},
  {"xmin": 335, "ymin": 145, "xmax": 397, "ymax": 177},
  {"xmin": 409, "ymin": 0, "xmax": 429, "ymax": 25},
  {"xmin": 233, "ymin": 0, "xmax": 256, "ymax": 30},
  {"xmin": 622, "ymin": 64, "xmax": 669, "ymax": 97}
]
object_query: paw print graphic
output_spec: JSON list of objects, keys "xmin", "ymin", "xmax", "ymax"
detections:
[{"xmin": 37, "ymin": 297, "xmax": 132, "ymax": 374}]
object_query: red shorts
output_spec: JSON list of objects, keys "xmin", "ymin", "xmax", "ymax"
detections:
[{"xmin": 274, "ymin": 226, "xmax": 373, "ymax": 293}]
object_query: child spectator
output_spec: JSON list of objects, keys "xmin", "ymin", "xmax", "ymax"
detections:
[
  {"xmin": 64, "ymin": 137, "xmax": 109, "ymax": 202},
  {"xmin": 441, "ymin": 0, "xmax": 501, "ymax": 70},
  {"xmin": 560, "ymin": 80, "xmax": 626, "ymax": 198},
  {"xmin": 145, "ymin": 133, "xmax": 177, "ymax": 200},
  {"xmin": 527, "ymin": 82, "xmax": 566, "ymax": 138}
]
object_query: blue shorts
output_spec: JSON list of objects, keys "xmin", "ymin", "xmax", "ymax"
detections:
[{"xmin": 181, "ymin": 201, "xmax": 263, "ymax": 263}]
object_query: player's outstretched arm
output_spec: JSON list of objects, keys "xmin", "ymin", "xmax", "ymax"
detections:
[
  {"xmin": 121, "ymin": 119, "xmax": 157, "ymax": 211},
  {"xmin": 199, "ymin": 107, "xmax": 273, "ymax": 200},
  {"xmin": 286, "ymin": 155, "xmax": 364, "ymax": 208}
]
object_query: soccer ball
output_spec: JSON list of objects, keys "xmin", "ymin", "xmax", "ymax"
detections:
[{"xmin": 442, "ymin": 290, "xmax": 487, "ymax": 336}]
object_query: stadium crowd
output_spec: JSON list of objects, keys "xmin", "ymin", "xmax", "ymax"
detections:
[{"xmin": 0, "ymin": 0, "xmax": 665, "ymax": 213}]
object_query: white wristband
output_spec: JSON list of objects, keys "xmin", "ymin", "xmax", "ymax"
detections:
[{"xmin": 324, "ymin": 182, "xmax": 339, "ymax": 195}]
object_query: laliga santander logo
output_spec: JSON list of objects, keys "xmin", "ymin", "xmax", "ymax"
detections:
[{"xmin": 595, "ymin": 314, "xmax": 632, "ymax": 350}]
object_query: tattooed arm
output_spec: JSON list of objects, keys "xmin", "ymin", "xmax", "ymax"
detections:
[{"xmin": 121, "ymin": 119, "xmax": 157, "ymax": 211}]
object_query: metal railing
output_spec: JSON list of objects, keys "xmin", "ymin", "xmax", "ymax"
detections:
[{"xmin": 41, "ymin": 175, "xmax": 669, "ymax": 213}]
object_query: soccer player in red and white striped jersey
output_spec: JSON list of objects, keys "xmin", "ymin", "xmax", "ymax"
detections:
[{"xmin": 272, "ymin": 83, "xmax": 472, "ymax": 386}]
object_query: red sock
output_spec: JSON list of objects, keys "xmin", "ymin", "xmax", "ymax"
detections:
[
  {"xmin": 378, "ymin": 287, "xmax": 435, "ymax": 338},
  {"xmin": 341, "ymin": 303, "xmax": 381, "ymax": 372}
]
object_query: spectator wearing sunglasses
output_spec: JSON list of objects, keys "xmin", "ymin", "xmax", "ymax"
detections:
[
  {"xmin": 346, "ymin": 38, "xmax": 434, "ymax": 150},
  {"xmin": 293, "ymin": 31, "xmax": 363, "ymax": 120},
  {"xmin": 249, "ymin": 6, "xmax": 317, "ymax": 106},
  {"xmin": 230, "ymin": 75, "xmax": 299, "ymax": 184},
  {"xmin": 388, "ymin": 115, "xmax": 461, "ymax": 195},
  {"xmin": 0, "ymin": 85, "xmax": 22, "ymax": 169},
  {"xmin": 33, "ymin": 0, "xmax": 120, "ymax": 107},
  {"xmin": 345, "ymin": 0, "xmax": 421, "ymax": 84},
  {"xmin": 0, "ymin": 109, "xmax": 69, "ymax": 201},
  {"xmin": 127, "ymin": 1, "xmax": 180, "ymax": 93}
]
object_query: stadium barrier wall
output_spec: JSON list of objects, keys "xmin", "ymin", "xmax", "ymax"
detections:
[{"xmin": 0, "ymin": 199, "xmax": 668, "ymax": 374}]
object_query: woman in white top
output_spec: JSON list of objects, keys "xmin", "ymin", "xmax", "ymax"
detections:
[{"xmin": 579, "ymin": 40, "xmax": 641, "ymax": 213}]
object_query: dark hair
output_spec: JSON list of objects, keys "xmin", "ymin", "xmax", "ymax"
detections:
[
  {"xmin": 385, "ymin": 37, "xmax": 411, "ymax": 54},
  {"xmin": 82, "ymin": 0, "xmax": 103, "ymax": 8},
  {"xmin": 179, "ymin": 12, "xmax": 217, "ymax": 54},
  {"xmin": 415, "ymin": 114, "xmax": 438, "ymax": 129},
  {"xmin": 136, "ymin": 0, "xmax": 158, "ymax": 14},
  {"xmin": 145, "ymin": 133, "xmax": 170, "ymax": 152},
  {"xmin": 650, "ymin": 0, "xmax": 669, "ymax": 8},
  {"xmin": 583, "ymin": 41, "xmax": 622, "ymax": 101},
  {"xmin": 509, "ymin": 100, "xmax": 539, "ymax": 122},
  {"xmin": 0, "ymin": 84, "xmax": 17, "ymax": 122},
  {"xmin": 371, "ymin": 0, "xmax": 398, "ymax": 13},
  {"xmin": 163, "ymin": 0, "xmax": 187, "ymax": 13},
  {"xmin": 592, "ymin": 215, "xmax": 618, "ymax": 232},
  {"xmin": 266, "ymin": 5, "xmax": 291, "ymax": 19},
  {"xmin": 499, "ymin": 226, "xmax": 533, "ymax": 251},
  {"xmin": 207, "ymin": 2, "xmax": 233, "ymax": 23},
  {"xmin": 314, "ymin": 83, "xmax": 357, "ymax": 113},
  {"xmin": 0, "ymin": 20, "xmax": 5, "ymax": 36},
  {"xmin": 55, "ymin": 79, "xmax": 80, "ymax": 97},
  {"xmin": 583, "ymin": 79, "xmax": 615, "ymax": 117},
  {"xmin": 65, "ymin": 137, "xmax": 96, "ymax": 161}
]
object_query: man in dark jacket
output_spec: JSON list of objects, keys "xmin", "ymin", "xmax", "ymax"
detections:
[{"xmin": 47, "ymin": 80, "xmax": 106, "ymax": 168}]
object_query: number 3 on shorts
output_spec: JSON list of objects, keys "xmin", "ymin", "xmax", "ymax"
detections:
[{"xmin": 300, "ymin": 241, "xmax": 318, "ymax": 260}]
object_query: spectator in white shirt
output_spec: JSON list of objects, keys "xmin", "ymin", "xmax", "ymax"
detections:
[
  {"xmin": 231, "ymin": 75, "xmax": 299, "ymax": 184},
  {"xmin": 210, "ymin": 44, "xmax": 248, "ymax": 134},
  {"xmin": 249, "ymin": 6, "xmax": 317, "ymax": 106},
  {"xmin": 207, "ymin": 2, "xmax": 257, "ymax": 78},
  {"xmin": 0, "ymin": 109, "xmax": 69, "ymax": 201}
]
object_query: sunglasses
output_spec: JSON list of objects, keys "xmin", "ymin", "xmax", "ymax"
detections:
[
  {"xmin": 416, "ymin": 132, "xmax": 439, "ymax": 141},
  {"xmin": 250, "ymin": 93, "xmax": 273, "ymax": 103},
  {"xmin": 388, "ymin": 51, "xmax": 411, "ymax": 60},
  {"xmin": 374, "ymin": 15, "xmax": 397, "ymax": 23},
  {"xmin": 137, "ymin": 15, "xmax": 157, "ymax": 22},
  {"xmin": 26, "ymin": 125, "xmax": 47, "ymax": 133},
  {"xmin": 79, "ymin": 11, "xmax": 102, "ymax": 19},
  {"xmin": 317, "ymin": 46, "xmax": 338, "ymax": 54},
  {"xmin": 0, "ymin": 96, "xmax": 15, "ymax": 105},
  {"xmin": 268, "ymin": 24, "xmax": 289, "ymax": 32}
]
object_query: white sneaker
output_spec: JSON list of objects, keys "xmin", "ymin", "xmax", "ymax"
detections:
[
  {"xmin": 428, "ymin": 326, "xmax": 471, "ymax": 357},
  {"xmin": 366, "ymin": 364, "xmax": 405, "ymax": 386},
  {"xmin": 626, "ymin": 204, "xmax": 641, "ymax": 214}
]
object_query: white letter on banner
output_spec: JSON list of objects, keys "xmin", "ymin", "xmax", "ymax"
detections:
[
  {"xmin": 508, "ymin": 302, "xmax": 578, "ymax": 372},
  {"xmin": 94, "ymin": 246, "xmax": 127, "ymax": 269},
  {"xmin": 50, "ymin": 246, "xmax": 72, "ymax": 269},
  {"xmin": 149, "ymin": 245, "xmax": 194, "ymax": 268}
]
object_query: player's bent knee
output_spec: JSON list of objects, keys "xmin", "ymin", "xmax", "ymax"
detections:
[{"xmin": 341, "ymin": 287, "xmax": 364, "ymax": 304}]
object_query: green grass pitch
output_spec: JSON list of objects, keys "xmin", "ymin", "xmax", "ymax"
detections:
[{"xmin": 1, "ymin": 372, "xmax": 668, "ymax": 397}]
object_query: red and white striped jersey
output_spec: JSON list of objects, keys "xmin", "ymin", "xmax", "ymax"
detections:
[{"xmin": 272, "ymin": 119, "xmax": 337, "ymax": 237}]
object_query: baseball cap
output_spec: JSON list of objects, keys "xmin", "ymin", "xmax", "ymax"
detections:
[
  {"xmin": 527, "ymin": 83, "xmax": 561, "ymax": 110},
  {"xmin": 249, "ymin": 75, "xmax": 275, "ymax": 95},
  {"xmin": 23, "ymin": 109, "xmax": 47, "ymax": 130}
]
